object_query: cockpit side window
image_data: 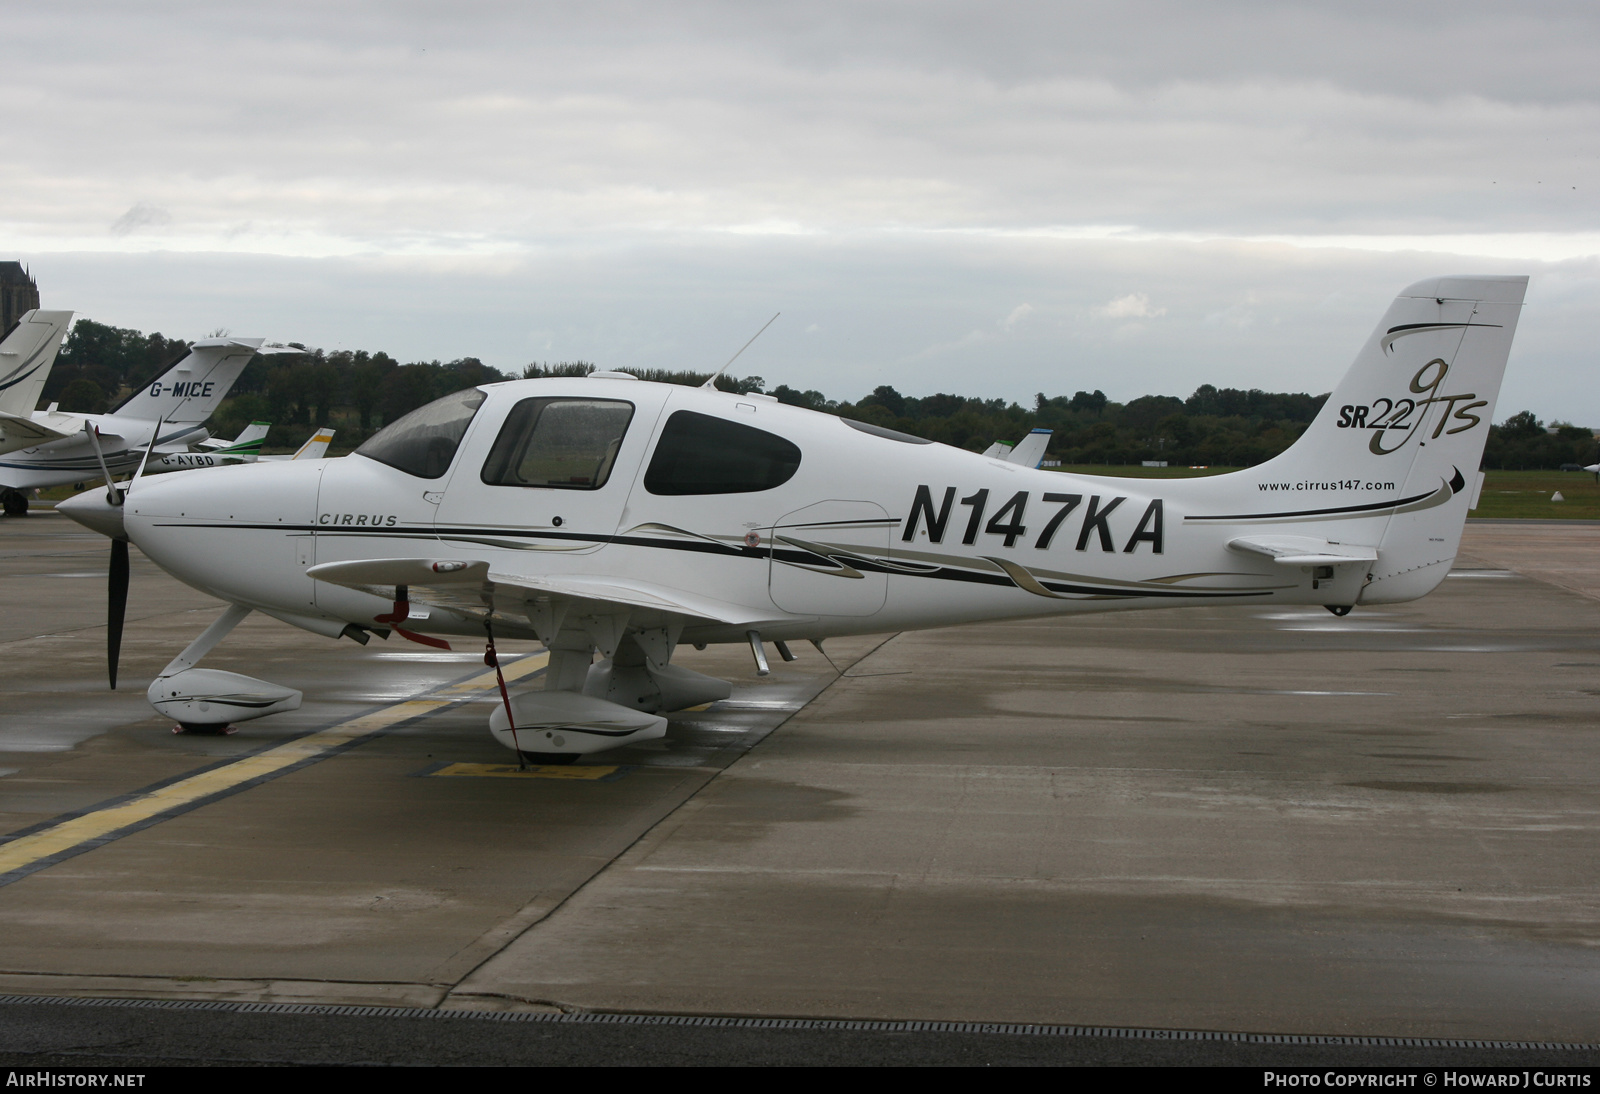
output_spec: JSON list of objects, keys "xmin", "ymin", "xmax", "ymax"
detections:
[
  {"xmin": 643, "ymin": 410, "xmax": 802, "ymax": 495},
  {"xmin": 354, "ymin": 388, "xmax": 486, "ymax": 479},
  {"xmin": 481, "ymin": 397, "xmax": 636, "ymax": 489}
]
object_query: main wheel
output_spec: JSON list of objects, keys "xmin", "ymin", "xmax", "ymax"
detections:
[
  {"xmin": 519, "ymin": 751, "xmax": 583, "ymax": 766},
  {"xmin": 1, "ymin": 490, "xmax": 26, "ymax": 517}
]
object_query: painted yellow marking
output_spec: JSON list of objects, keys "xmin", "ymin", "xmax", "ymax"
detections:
[
  {"xmin": 428, "ymin": 762, "xmax": 620, "ymax": 780},
  {"xmin": 439, "ymin": 651, "xmax": 550, "ymax": 695},
  {"xmin": 0, "ymin": 699, "xmax": 448, "ymax": 878},
  {"xmin": 0, "ymin": 651, "xmax": 551, "ymax": 883}
]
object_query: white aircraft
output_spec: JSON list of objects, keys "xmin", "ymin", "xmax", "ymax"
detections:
[
  {"xmin": 0, "ymin": 310, "xmax": 75, "ymax": 457},
  {"xmin": 60, "ymin": 276, "xmax": 1526, "ymax": 764},
  {"xmin": 149, "ymin": 422, "xmax": 271, "ymax": 472},
  {"xmin": 0, "ymin": 337, "xmax": 274, "ymax": 515},
  {"xmin": 982, "ymin": 428, "xmax": 1052, "ymax": 468}
]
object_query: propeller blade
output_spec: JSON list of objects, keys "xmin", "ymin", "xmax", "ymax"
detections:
[
  {"xmin": 129, "ymin": 415, "xmax": 164, "ymax": 490},
  {"xmin": 108, "ymin": 538, "xmax": 128, "ymax": 690},
  {"xmin": 83, "ymin": 421, "xmax": 123, "ymax": 506}
]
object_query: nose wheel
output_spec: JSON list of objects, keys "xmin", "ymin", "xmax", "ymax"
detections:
[{"xmin": 173, "ymin": 723, "xmax": 239, "ymax": 736}]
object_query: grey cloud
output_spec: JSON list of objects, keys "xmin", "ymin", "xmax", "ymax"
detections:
[
  {"xmin": 3, "ymin": 3, "xmax": 1596, "ymax": 245},
  {"xmin": 109, "ymin": 203, "xmax": 172, "ymax": 236}
]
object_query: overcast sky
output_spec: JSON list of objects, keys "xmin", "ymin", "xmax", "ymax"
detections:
[{"xmin": 4, "ymin": 2, "xmax": 1597, "ymax": 420}]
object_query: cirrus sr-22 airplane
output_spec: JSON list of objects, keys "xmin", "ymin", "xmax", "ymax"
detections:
[{"xmin": 60, "ymin": 275, "xmax": 1526, "ymax": 764}]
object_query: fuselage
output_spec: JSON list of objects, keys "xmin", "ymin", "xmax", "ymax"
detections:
[{"xmin": 115, "ymin": 377, "xmax": 1389, "ymax": 647}]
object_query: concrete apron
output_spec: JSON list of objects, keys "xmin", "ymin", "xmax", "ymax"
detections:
[{"xmin": 1, "ymin": 513, "xmax": 1599, "ymax": 1041}]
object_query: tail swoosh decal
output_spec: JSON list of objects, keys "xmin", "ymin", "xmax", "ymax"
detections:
[{"xmin": 1186, "ymin": 468, "xmax": 1466, "ymax": 524}]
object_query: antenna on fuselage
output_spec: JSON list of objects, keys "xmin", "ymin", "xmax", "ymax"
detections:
[{"xmin": 701, "ymin": 312, "xmax": 780, "ymax": 390}]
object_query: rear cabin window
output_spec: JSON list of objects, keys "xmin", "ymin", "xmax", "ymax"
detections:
[
  {"xmin": 354, "ymin": 388, "xmax": 486, "ymax": 479},
  {"xmin": 481, "ymin": 397, "xmax": 635, "ymax": 489},
  {"xmin": 643, "ymin": 410, "xmax": 802, "ymax": 495}
]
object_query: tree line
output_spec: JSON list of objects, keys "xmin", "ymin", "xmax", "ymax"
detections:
[{"xmin": 38, "ymin": 318, "xmax": 1596, "ymax": 470}]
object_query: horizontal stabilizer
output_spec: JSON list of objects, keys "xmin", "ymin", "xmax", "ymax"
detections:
[{"xmin": 1228, "ymin": 535, "xmax": 1378, "ymax": 566}]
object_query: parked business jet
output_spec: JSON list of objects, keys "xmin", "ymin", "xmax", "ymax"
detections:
[
  {"xmin": 61, "ymin": 276, "xmax": 1526, "ymax": 764},
  {"xmin": 0, "ymin": 337, "xmax": 271, "ymax": 514}
]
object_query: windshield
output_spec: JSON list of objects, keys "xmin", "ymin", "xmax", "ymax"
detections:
[{"xmin": 354, "ymin": 388, "xmax": 486, "ymax": 479}]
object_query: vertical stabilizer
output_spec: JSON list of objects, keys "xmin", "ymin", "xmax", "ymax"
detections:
[
  {"xmin": 222, "ymin": 421, "xmax": 270, "ymax": 461},
  {"xmin": 1243, "ymin": 275, "xmax": 1527, "ymax": 603},
  {"xmin": 0, "ymin": 310, "xmax": 73, "ymax": 417},
  {"xmin": 292, "ymin": 427, "xmax": 335, "ymax": 461},
  {"xmin": 114, "ymin": 338, "xmax": 265, "ymax": 424},
  {"xmin": 1005, "ymin": 428, "xmax": 1053, "ymax": 469}
]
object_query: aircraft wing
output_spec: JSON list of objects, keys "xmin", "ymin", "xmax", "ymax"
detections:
[
  {"xmin": 0, "ymin": 409, "xmax": 73, "ymax": 449},
  {"xmin": 1228, "ymin": 535, "xmax": 1378, "ymax": 566},
  {"xmin": 306, "ymin": 557, "xmax": 781, "ymax": 629}
]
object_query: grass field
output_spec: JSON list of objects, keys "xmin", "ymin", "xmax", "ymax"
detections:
[
  {"xmin": 1470, "ymin": 470, "xmax": 1600, "ymax": 520},
  {"xmin": 27, "ymin": 466, "xmax": 1600, "ymax": 520}
]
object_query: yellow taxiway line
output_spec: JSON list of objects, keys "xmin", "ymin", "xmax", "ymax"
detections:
[{"xmin": 0, "ymin": 652, "xmax": 550, "ymax": 887}]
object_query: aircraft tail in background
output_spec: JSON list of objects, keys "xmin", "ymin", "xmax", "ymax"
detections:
[
  {"xmin": 199, "ymin": 421, "xmax": 271, "ymax": 461},
  {"xmin": 0, "ymin": 310, "xmax": 73, "ymax": 417},
  {"xmin": 113, "ymin": 338, "xmax": 266, "ymax": 425},
  {"xmin": 1005, "ymin": 429, "xmax": 1052, "ymax": 469},
  {"xmin": 0, "ymin": 311, "xmax": 75, "ymax": 452},
  {"xmin": 258, "ymin": 427, "xmax": 336, "ymax": 463},
  {"xmin": 982, "ymin": 428, "xmax": 1053, "ymax": 468},
  {"xmin": 292, "ymin": 427, "xmax": 335, "ymax": 461}
]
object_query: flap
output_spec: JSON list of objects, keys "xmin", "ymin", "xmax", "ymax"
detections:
[{"xmin": 1228, "ymin": 535, "xmax": 1378, "ymax": 566}]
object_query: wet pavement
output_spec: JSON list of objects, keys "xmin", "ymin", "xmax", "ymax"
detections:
[{"xmin": 2, "ymin": 509, "xmax": 1599, "ymax": 1061}]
